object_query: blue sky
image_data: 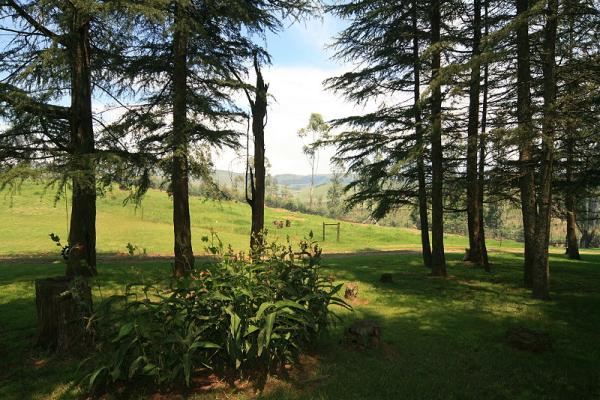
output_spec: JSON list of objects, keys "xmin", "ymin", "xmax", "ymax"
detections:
[{"xmin": 263, "ymin": 15, "xmax": 345, "ymax": 70}]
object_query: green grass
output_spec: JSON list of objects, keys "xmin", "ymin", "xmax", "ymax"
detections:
[
  {"xmin": 1, "ymin": 251, "xmax": 599, "ymax": 399},
  {"xmin": 0, "ymin": 181, "xmax": 520, "ymax": 258},
  {"xmin": 1, "ymin": 181, "xmax": 598, "ymax": 398}
]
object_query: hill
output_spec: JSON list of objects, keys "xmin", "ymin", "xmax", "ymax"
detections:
[{"xmin": 0, "ymin": 181, "xmax": 520, "ymax": 257}]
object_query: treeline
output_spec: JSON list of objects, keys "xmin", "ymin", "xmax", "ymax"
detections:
[{"xmin": 323, "ymin": 0, "xmax": 600, "ymax": 299}]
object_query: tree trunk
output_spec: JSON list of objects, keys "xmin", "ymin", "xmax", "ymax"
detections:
[
  {"xmin": 516, "ymin": 0, "xmax": 536, "ymax": 288},
  {"xmin": 35, "ymin": 276, "xmax": 92, "ymax": 351},
  {"xmin": 532, "ymin": 0, "xmax": 558, "ymax": 300},
  {"xmin": 478, "ymin": 0, "xmax": 490, "ymax": 270},
  {"xmin": 430, "ymin": 0, "xmax": 447, "ymax": 276},
  {"xmin": 465, "ymin": 0, "xmax": 488, "ymax": 269},
  {"xmin": 172, "ymin": 5, "xmax": 194, "ymax": 277},
  {"xmin": 565, "ymin": 120, "xmax": 580, "ymax": 259},
  {"xmin": 564, "ymin": 0, "xmax": 580, "ymax": 261},
  {"xmin": 67, "ymin": 11, "xmax": 96, "ymax": 277},
  {"xmin": 565, "ymin": 194, "xmax": 580, "ymax": 259},
  {"xmin": 249, "ymin": 55, "xmax": 268, "ymax": 252},
  {"xmin": 412, "ymin": 0, "xmax": 432, "ymax": 269}
]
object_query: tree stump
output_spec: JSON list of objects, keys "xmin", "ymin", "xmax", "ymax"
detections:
[
  {"xmin": 344, "ymin": 319, "xmax": 381, "ymax": 348},
  {"xmin": 344, "ymin": 282, "xmax": 359, "ymax": 300},
  {"xmin": 379, "ymin": 273, "xmax": 393, "ymax": 284},
  {"xmin": 35, "ymin": 276, "xmax": 92, "ymax": 351},
  {"xmin": 505, "ymin": 327, "xmax": 552, "ymax": 353}
]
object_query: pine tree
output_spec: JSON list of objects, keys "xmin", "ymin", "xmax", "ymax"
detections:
[
  {"xmin": 0, "ymin": 0, "xmax": 131, "ymax": 276},
  {"xmin": 107, "ymin": 0, "xmax": 316, "ymax": 275}
]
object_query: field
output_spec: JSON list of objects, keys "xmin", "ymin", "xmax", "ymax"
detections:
[
  {"xmin": 1, "ymin": 182, "xmax": 599, "ymax": 399},
  {"xmin": 0, "ymin": 181, "xmax": 521, "ymax": 258}
]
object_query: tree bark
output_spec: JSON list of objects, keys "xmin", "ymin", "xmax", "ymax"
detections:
[
  {"xmin": 35, "ymin": 276, "xmax": 92, "ymax": 351},
  {"xmin": 478, "ymin": 0, "xmax": 490, "ymax": 269},
  {"xmin": 532, "ymin": 0, "xmax": 558, "ymax": 300},
  {"xmin": 564, "ymin": 0, "xmax": 581, "ymax": 261},
  {"xmin": 516, "ymin": 0, "xmax": 536, "ymax": 288},
  {"xmin": 412, "ymin": 0, "xmax": 432, "ymax": 269},
  {"xmin": 565, "ymin": 119, "xmax": 580, "ymax": 259},
  {"xmin": 465, "ymin": 0, "xmax": 488, "ymax": 270},
  {"xmin": 171, "ymin": 5, "xmax": 194, "ymax": 277},
  {"xmin": 249, "ymin": 55, "xmax": 268, "ymax": 252},
  {"xmin": 430, "ymin": 0, "xmax": 447, "ymax": 276},
  {"xmin": 67, "ymin": 11, "xmax": 96, "ymax": 277}
]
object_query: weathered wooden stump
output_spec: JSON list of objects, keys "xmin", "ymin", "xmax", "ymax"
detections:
[
  {"xmin": 505, "ymin": 327, "xmax": 552, "ymax": 353},
  {"xmin": 379, "ymin": 273, "xmax": 393, "ymax": 284},
  {"xmin": 35, "ymin": 276, "xmax": 92, "ymax": 351},
  {"xmin": 344, "ymin": 282, "xmax": 359, "ymax": 300},
  {"xmin": 344, "ymin": 319, "xmax": 381, "ymax": 348},
  {"xmin": 463, "ymin": 248, "xmax": 471, "ymax": 261}
]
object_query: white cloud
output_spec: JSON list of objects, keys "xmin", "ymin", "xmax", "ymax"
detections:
[{"xmin": 213, "ymin": 65, "xmax": 373, "ymax": 176}]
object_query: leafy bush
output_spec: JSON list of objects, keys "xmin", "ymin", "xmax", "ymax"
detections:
[{"xmin": 85, "ymin": 233, "xmax": 349, "ymax": 391}]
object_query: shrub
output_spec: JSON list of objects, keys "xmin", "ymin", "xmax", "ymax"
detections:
[{"xmin": 85, "ymin": 233, "xmax": 349, "ymax": 391}]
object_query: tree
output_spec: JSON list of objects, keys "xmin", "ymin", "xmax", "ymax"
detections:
[
  {"xmin": 324, "ymin": 0, "xmax": 441, "ymax": 269},
  {"xmin": 237, "ymin": 54, "xmax": 269, "ymax": 251},
  {"xmin": 298, "ymin": 113, "xmax": 330, "ymax": 210},
  {"xmin": 412, "ymin": 0, "xmax": 433, "ymax": 269},
  {"xmin": 429, "ymin": 0, "xmax": 447, "ymax": 276},
  {"xmin": 464, "ymin": 0, "xmax": 490, "ymax": 270},
  {"xmin": 515, "ymin": 0, "xmax": 537, "ymax": 288},
  {"xmin": 0, "ymin": 0, "xmax": 127, "ymax": 276},
  {"xmin": 109, "ymin": 0, "xmax": 316, "ymax": 276},
  {"xmin": 326, "ymin": 167, "xmax": 344, "ymax": 218}
]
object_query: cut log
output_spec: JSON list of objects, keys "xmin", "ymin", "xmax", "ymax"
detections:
[
  {"xmin": 35, "ymin": 276, "xmax": 92, "ymax": 351},
  {"xmin": 505, "ymin": 327, "xmax": 552, "ymax": 353},
  {"xmin": 344, "ymin": 282, "xmax": 359, "ymax": 300},
  {"xmin": 344, "ymin": 319, "xmax": 381, "ymax": 348}
]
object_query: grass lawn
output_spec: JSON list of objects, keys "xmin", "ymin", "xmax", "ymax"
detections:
[
  {"xmin": 0, "ymin": 181, "xmax": 521, "ymax": 257},
  {"xmin": 1, "ymin": 250, "xmax": 599, "ymax": 399}
]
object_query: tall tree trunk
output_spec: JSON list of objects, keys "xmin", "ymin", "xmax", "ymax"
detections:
[
  {"xmin": 516, "ymin": 0, "xmax": 536, "ymax": 287},
  {"xmin": 565, "ymin": 180, "xmax": 580, "ymax": 259},
  {"xmin": 564, "ymin": 0, "xmax": 580, "ymax": 260},
  {"xmin": 430, "ymin": 0, "xmax": 447, "ymax": 276},
  {"xmin": 171, "ymin": 5, "xmax": 194, "ymax": 277},
  {"xmin": 249, "ymin": 55, "xmax": 268, "ymax": 252},
  {"xmin": 67, "ymin": 11, "xmax": 96, "ymax": 277},
  {"xmin": 478, "ymin": 0, "xmax": 490, "ymax": 269},
  {"xmin": 465, "ymin": 0, "xmax": 488, "ymax": 270},
  {"xmin": 532, "ymin": 0, "xmax": 558, "ymax": 300},
  {"xmin": 412, "ymin": 0, "xmax": 432, "ymax": 269}
]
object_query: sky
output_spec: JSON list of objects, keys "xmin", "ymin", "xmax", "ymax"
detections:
[
  {"xmin": 213, "ymin": 15, "xmax": 368, "ymax": 176},
  {"xmin": 0, "ymin": 12, "xmax": 363, "ymax": 177}
]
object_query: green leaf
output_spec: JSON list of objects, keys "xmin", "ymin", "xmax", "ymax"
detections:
[
  {"xmin": 183, "ymin": 353, "xmax": 191, "ymax": 387},
  {"xmin": 142, "ymin": 363, "xmax": 159, "ymax": 376},
  {"xmin": 89, "ymin": 367, "xmax": 107, "ymax": 388},
  {"xmin": 190, "ymin": 341, "xmax": 221, "ymax": 351},
  {"xmin": 112, "ymin": 322, "xmax": 134, "ymax": 343},
  {"xmin": 255, "ymin": 301, "xmax": 274, "ymax": 319},
  {"xmin": 128, "ymin": 356, "xmax": 145, "ymax": 379},
  {"xmin": 265, "ymin": 312, "xmax": 277, "ymax": 349}
]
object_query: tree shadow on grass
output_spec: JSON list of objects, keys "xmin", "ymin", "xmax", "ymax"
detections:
[
  {"xmin": 1, "ymin": 252, "xmax": 600, "ymax": 399},
  {"xmin": 258, "ymin": 300, "xmax": 600, "ymax": 400}
]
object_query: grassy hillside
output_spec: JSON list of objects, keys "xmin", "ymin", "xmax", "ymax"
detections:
[{"xmin": 0, "ymin": 181, "xmax": 522, "ymax": 257}]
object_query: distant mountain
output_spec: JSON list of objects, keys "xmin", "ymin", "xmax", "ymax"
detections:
[
  {"xmin": 213, "ymin": 170, "xmax": 353, "ymax": 188},
  {"xmin": 272, "ymin": 174, "xmax": 332, "ymax": 189}
]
